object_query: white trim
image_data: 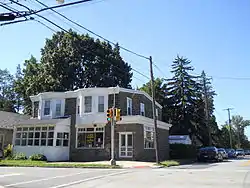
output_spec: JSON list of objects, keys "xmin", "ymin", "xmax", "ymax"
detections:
[
  {"xmin": 30, "ymin": 86, "xmax": 162, "ymax": 109},
  {"xmin": 116, "ymin": 115, "xmax": 172, "ymax": 130},
  {"xmin": 119, "ymin": 132, "xmax": 133, "ymax": 158}
]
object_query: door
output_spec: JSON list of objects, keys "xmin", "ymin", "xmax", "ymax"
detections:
[{"xmin": 119, "ymin": 132, "xmax": 133, "ymax": 158}]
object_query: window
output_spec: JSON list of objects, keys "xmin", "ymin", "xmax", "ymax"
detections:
[
  {"xmin": 127, "ymin": 97, "xmax": 132, "ymax": 115},
  {"xmin": 55, "ymin": 100, "xmax": 61, "ymax": 117},
  {"xmin": 77, "ymin": 98, "xmax": 80, "ymax": 115},
  {"xmin": 98, "ymin": 96, "xmax": 104, "ymax": 112},
  {"xmin": 77, "ymin": 127, "xmax": 104, "ymax": 148},
  {"xmin": 56, "ymin": 132, "xmax": 69, "ymax": 147},
  {"xmin": 156, "ymin": 108, "xmax": 159, "ymax": 120},
  {"xmin": 140, "ymin": 103, "xmax": 145, "ymax": 116},
  {"xmin": 44, "ymin": 100, "xmax": 50, "ymax": 116},
  {"xmin": 84, "ymin": 96, "xmax": 92, "ymax": 113},
  {"xmin": 15, "ymin": 126, "xmax": 54, "ymax": 147},
  {"xmin": 144, "ymin": 126, "xmax": 155, "ymax": 149}
]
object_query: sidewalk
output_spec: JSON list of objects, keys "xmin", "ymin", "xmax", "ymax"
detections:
[{"xmin": 50, "ymin": 161, "xmax": 159, "ymax": 168}]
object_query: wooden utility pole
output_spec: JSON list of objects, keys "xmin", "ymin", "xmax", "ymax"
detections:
[
  {"xmin": 224, "ymin": 108, "xmax": 234, "ymax": 148},
  {"xmin": 149, "ymin": 56, "xmax": 160, "ymax": 164},
  {"xmin": 202, "ymin": 73, "xmax": 212, "ymax": 146}
]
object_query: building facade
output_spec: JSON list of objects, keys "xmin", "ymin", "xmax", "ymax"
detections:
[{"xmin": 13, "ymin": 87, "xmax": 171, "ymax": 162}]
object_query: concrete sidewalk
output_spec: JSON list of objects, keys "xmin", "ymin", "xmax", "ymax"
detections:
[{"xmin": 50, "ymin": 161, "xmax": 158, "ymax": 168}]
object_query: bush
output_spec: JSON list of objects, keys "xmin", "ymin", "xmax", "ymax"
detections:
[
  {"xmin": 29, "ymin": 154, "xmax": 47, "ymax": 161},
  {"xmin": 12, "ymin": 152, "xmax": 27, "ymax": 160},
  {"xmin": 4, "ymin": 144, "xmax": 13, "ymax": 159},
  {"xmin": 170, "ymin": 144, "xmax": 197, "ymax": 159}
]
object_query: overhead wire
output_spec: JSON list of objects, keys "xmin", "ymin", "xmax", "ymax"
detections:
[{"xmin": 3, "ymin": 0, "xmax": 151, "ymax": 83}]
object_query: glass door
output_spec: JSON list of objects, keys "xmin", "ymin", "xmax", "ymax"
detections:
[{"xmin": 119, "ymin": 132, "xmax": 133, "ymax": 158}]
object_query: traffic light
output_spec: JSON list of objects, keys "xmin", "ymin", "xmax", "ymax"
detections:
[
  {"xmin": 107, "ymin": 108, "xmax": 113, "ymax": 122},
  {"xmin": 0, "ymin": 13, "xmax": 16, "ymax": 22},
  {"xmin": 116, "ymin": 108, "xmax": 122, "ymax": 122}
]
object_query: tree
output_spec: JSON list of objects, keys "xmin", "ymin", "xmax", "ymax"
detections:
[
  {"xmin": 14, "ymin": 30, "xmax": 133, "ymax": 114},
  {"xmin": 166, "ymin": 55, "xmax": 202, "ymax": 136},
  {"xmin": 0, "ymin": 69, "xmax": 16, "ymax": 112},
  {"xmin": 231, "ymin": 115, "xmax": 250, "ymax": 148}
]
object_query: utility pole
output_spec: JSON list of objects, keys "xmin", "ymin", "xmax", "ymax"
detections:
[
  {"xmin": 202, "ymin": 72, "xmax": 212, "ymax": 146},
  {"xmin": 149, "ymin": 56, "xmax": 160, "ymax": 164},
  {"xmin": 110, "ymin": 87, "xmax": 116, "ymax": 166},
  {"xmin": 224, "ymin": 108, "xmax": 234, "ymax": 148}
]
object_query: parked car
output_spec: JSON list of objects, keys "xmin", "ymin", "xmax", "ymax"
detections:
[
  {"xmin": 236, "ymin": 149, "xmax": 245, "ymax": 157},
  {"xmin": 225, "ymin": 148, "xmax": 237, "ymax": 158},
  {"xmin": 218, "ymin": 148, "xmax": 228, "ymax": 159},
  {"xmin": 244, "ymin": 150, "xmax": 250, "ymax": 155},
  {"xmin": 197, "ymin": 147, "xmax": 223, "ymax": 162}
]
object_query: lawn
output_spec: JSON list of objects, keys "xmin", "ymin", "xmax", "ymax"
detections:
[{"xmin": 0, "ymin": 160, "xmax": 120, "ymax": 169}]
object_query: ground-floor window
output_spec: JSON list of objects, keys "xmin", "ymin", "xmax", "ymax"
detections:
[
  {"xmin": 15, "ymin": 126, "xmax": 55, "ymax": 146},
  {"xmin": 56, "ymin": 132, "xmax": 69, "ymax": 147},
  {"xmin": 77, "ymin": 127, "xmax": 104, "ymax": 148},
  {"xmin": 144, "ymin": 126, "xmax": 155, "ymax": 149}
]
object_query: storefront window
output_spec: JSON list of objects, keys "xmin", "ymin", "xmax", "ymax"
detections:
[{"xmin": 77, "ymin": 127, "xmax": 104, "ymax": 148}]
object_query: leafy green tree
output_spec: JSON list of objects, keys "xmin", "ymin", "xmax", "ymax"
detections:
[
  {"xmin": 15, "ymin": 30, "xmax": 133, "ymax": 114},
  {"xmin": 0, "ymin": 69, "xmax": 16, "ymax": 112},
  {"xmin": 166, "ymin": 55, "xmax": 201, "ymax": 135}
]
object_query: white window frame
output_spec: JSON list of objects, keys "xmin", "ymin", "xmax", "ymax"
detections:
[
  {"xmin": 127, "ymin": 97, "xmax": 132, "ymax": 115},
  {"xmin": 56, "ymin": 132, "xmax": 69, "ymax": 147},
  {"xmin": 55, "ymin": 100, "xmax": 62, "ymax": 117},
  {"xmin": 76, "ymin": 127, "xmax": 105, "ymax": 149},
  {"xmin": 144, "ymin": 126, "xmax": 155, "ymax": 149},
  {"xmin": 44, "ymin": 100, "xmax": 51, "ymax": 116},
  {"xmin": 140, "ymin": 103, "xmax": 145, "ymax": 116},
  {"xmin": 15, "ymin": 126, "xmax": 55, "ymax": 147},
  {"xmin": 84, "ymin": 96, "xmax": 92, "ymax": 113},
  {"xmin": 98, "ymin": 96, "xmax": 105, "ymax": 112}
]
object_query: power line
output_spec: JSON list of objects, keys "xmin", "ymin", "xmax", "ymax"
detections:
[{"xmin": 29, "ymin": 0, "xmax": 149, "ymax": 60}]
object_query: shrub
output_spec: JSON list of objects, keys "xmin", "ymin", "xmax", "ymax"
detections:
[
  {"xmin": 29, "ymin": 154, "xmax": 47, "ymax": 161},
  {"xmin": 12, "ymin": 152, "xmax": 27, "ymax": 160},
  {"xmin": 4, "ymin": 144, "xmax": 13, "ymax": 159},
  {"xmin": 170, "ymin": 144, "xmax": 198, "ymax": 159}
]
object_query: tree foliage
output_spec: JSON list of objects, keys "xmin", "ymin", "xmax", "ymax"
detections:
[{"xmin": 14, "ymin": 31, "xmax": 133, "ymax": 114}]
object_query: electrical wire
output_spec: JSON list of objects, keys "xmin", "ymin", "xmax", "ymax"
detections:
[{"xmin": 30, "ymin": 0, "xmax": 150, "ymax": 60}]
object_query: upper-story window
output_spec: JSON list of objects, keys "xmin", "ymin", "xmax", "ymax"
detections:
[
  {"xmin": 84, "ymin": 96, "xmax": 92, "ymax": 113},
  {"xmin": 127, "ymin": 97, "xmax": 132, "ymax": 115},
  {"xmin": 44, "ymin": 100, "xmax": 50, "ymax": 116},
  {"xmin": 140, "ymin": 103, "xmax": 145, "ymax": 116},
  {"xmin": 55, "ymin": 100, "xmax": 62, "ymax": 117},
  {"xmin": 98, "ymin": 96, "xmax": 104, "ymax": 112},
  {"xmin": 77, "ymin": 98, "xmax": 80, "ymax": 115}
]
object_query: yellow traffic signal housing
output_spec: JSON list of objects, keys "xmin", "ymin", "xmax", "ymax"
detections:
[
  {"xmin": 107, "ymin": 108, "xmax": 113, "ymax": 121},
  {"xmin": 116, "ymin": 108, "xmax": 122, "ymax": 122}
]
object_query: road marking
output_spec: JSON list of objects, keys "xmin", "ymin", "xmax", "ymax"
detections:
[
  {"xmin": 49, "ymin": 170, "xmax": 130, "ymax": 188},
  {"xmin": 4, "ymin": 171, "xmax": 91, "ymax": 187},
  {"xmin": 241, "ymin": 160, "xmax": 250, "ymax": 166},
  {"xmin": 0, "ymin": 173, "xmax": 21, "ymax": 178}
]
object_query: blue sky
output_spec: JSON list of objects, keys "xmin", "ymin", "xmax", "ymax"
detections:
[{"xmin": 1, "ymin": 0, "xmax": 250, "ymax": 137}]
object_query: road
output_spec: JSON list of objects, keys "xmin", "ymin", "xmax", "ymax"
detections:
[{"xmin": 0, "ymin": 158, "xmax": 250, "ymax": 188}]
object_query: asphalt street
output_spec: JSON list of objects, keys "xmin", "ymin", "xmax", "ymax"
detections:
[{"xmin": 0, "ymin": 158, "xmax": 250, "ymax": 188}]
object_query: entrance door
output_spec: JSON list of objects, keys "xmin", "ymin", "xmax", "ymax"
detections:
[{"xmin": 119, "ymin": 132, "xmax": 133, "ymax": 158}]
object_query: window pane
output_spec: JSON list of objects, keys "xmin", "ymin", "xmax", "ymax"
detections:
[
  {"xmin": 17, "ymin": 128, "xmax": 22, "ymax": 131},
  {"xmin": 42, "ymin": 127, "xmax": 47, "ymax": 131},
  {"xmin": 41, "ymin": 132, "xmax": 47, "ymax": 138},
  {"xmin": 28, "ymin": 132, "xmax": 33, "ymax": 139},
  {"xmin": 95, "ymin": 132, "xmax": 103, "ymax": 147},
  {"xmin": 98, "ymin": 96, "xmax": 104, "ymax": 112},
  {"xmin": 23, "ymin": 127, "xmax": 28, "ymax": 131},
  {"xmin": 48, "ymin": 132, "xmax": 54, "ymax": 138},
  {"xmin": 16, "ymin": 133, "xmax": 21, "ymax": 138},
  {"xmin": 84, "ymin": 96, "xmax": 92, "ymax": 113},
  {"xmin": 34, "ymin": 139, "xmax": 39, "ymax": 146},
  {"xmin": 63, "ymin": 133, "xmax": 69, "ymax": 139},
  {"xmin": 22, "ymin": 132, "xmax": 27, "ymax": 139},
  {"xmin": 35, "ymin": 127, "xmax": 41, "ymax": 131},
  {"xmin": 63, "ymin": 140, "xmax": 69, "ymax": 146},
  {"xmin": 29, "ymin": 127, "xmax": 34, "ymax": 131},
  {"xmin": 56, "ymin": 101, "xmax": 61, "ymax": 116},
  {"xmin": 57, "ymin": 133, "xmax": 63, "ymax": 138},
  {"xmin": 127, "ymin": 135, "xmax": 133, "ymax": 146},
  {"xmin": 15, "ymin": 139, "xmax": 20, "ymax": 145},
  {"xmin": 56, "ymin": 139, "xmax": 62, "ymax": 146},
  {"xmin": 77, "ymin": 133, "xmax": 86, "ymax": 147},
  {"xmin": 41, "ymin": 139, "xmax": 46, "ymax": 146},
  {"xmin": 87, "ymin": 128, "xmax": 94, "ymax": 132},
  {"xmin": 86, "ymin": 133, "xmax": 95, "ymax": 147},
  {"xmin": 28, "ymin": 139, "xmax": 33, "ymax": 146},
  {"xmin": 47, "ymin": 139, "xmax": 53, "ymax": 146},
  {"xmin": 49, "ymin": 127, "xmax": 54, "ymax": 131},
  {"xmin": 35, "ymin": 132, "xmax": 40, "ymax": 138}
]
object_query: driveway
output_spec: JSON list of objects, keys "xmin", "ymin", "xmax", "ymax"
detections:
[{"xmin": 0, "ymin": 159, "xmax": 249, "ymax": 188}]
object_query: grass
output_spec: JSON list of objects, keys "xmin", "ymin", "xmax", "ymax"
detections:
[
  {"xmin": 0, "ymin": 160, "xmax": 120, "ymax": 169},
  {"xmin": 159, "ymin": 160, "xmax": 180, "ymax": 167}
]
